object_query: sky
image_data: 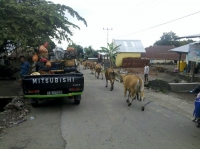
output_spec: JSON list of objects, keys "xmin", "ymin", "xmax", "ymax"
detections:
[{"xmin": 50, "ymin": 0, "xmax": 200, "ymax": 50}]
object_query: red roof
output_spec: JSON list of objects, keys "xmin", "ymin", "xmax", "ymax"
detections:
[{"xmin": 141, "ymin": 45, "xmax": 186, "ymax": 60}]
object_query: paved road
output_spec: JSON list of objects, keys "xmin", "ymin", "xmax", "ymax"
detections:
[
  {"xmin": 1, "ymin": 66, "xmax": 200, "ymax": 149},
  {"xmin": 61, "ymin": 67, "xmax": 200, "ymax": 149}
]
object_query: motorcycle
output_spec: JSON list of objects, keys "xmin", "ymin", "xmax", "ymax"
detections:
[{"xmin": 190, "ymin": 85, "xmax": 200, "ymax": 127}]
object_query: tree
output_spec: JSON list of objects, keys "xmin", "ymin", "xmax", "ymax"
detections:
[
  {"xmin": 154, "ymin": 31, "xmax": 195, "ymax": 47},
  {"xmin": 84, "ymin": 46, "xmax": 98, "ymax": 59},
  {"xmin": 98, "ymin": 42, "xmax": 121, "ymax": 67},
  {"xmin": 154, "ymin": 31, "xmax": 178, "ymax": 46},
  {"xmin": 0, "ymin": 0, "xmax": 87, "ymax": 49}
]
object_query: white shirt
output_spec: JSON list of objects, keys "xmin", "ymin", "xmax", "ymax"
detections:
[{"xmin": 144, "ymin": 65, "xmax": 149, "ymax": 74}]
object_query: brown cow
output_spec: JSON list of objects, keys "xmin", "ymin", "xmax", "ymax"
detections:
[
  {"xmin": 94, "ymin": 63, "xmax": 103, "ymax": 79},
  {"xmin": 120, "ymin": 74, "xmax": 145, "ymax": 106},
  {"xmin": 105, "ymin": 68, "xmax": 120, "ymax": 91},
  {"xmin": 90, "ymin": 62, "xmax": 97, "ymax": 74},
  {"xmin": 82, "ymin": 60, "xmax": 90, "ymax": 70}
]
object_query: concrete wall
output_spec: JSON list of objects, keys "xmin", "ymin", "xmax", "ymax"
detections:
[
  {"xmin": 169, "ymin": 83, "xmax": 200, "ymax": 92},
  {"xmin": 115, "ymin": 53, "xmax": 141, "ymax": 67},
  {"xmin": 150, "ymin": 60, "xmax": 174, "ymax": 64}
]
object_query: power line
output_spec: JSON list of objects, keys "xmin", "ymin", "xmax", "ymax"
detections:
[
  {"xmin": 92, "ymin": 10, "xmax": 200, "ymax": 48},
  {"xmin": 92, "ymin": 39, "xmax": 107, "ymax": 47},
  {"xmin": 110, "ymin": 0, "xmax": 149, "ymax": 24},
  {"xmin": 129, "ymin": 0, "xmax": 164, "ymax": 18},
  {"xmin": 114, "ymin": 10, "xmax": 200, "ymax": 38}
]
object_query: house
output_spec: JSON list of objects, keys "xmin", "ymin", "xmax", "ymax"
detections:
[
  {"xmin": 113, "ymin": 39, "xmax": 146, "ymax": 67},
  {"xmin": 141, "ymin": 45, "xmax": 186, "ymax": 64},
  {"xmin": 170, "ymin": 42, "xmax": 200, "ymax": 73}
]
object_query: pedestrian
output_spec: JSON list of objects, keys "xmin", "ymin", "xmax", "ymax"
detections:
[
  {"xmin": 144, "ymin": 63, "xmax": 149, "ymax": 83},
  {"xmin": 18, "ymin": 55, "xmax": 31, "ymax": 87}
]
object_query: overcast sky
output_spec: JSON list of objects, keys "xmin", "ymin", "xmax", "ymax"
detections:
[{"xmin": 51, "ymin": 0, "xmax": 200, "ymax": 49}]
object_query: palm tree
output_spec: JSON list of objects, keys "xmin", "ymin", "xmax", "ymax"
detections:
[{"xmin": 98, "ymin": 42, "xmax": 121, "ymax": 68}]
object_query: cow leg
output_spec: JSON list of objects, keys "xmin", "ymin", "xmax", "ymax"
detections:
[
  {"xmin": 110, "ymin": 80, "xmax": 113, "ymax": 91},
  {"xmin": 101, "ymin": 71, "xmax": 103, "ymax": 80},
  {"xmin": 105, "ymin": 79, "xmax": 108, "ymax": 87},
  {"xmin": 137, "ymin": 92, "xmax": 140, "ymax": 101},
  {"xmin": 112, "ymin": 80, "xmax": 114, "ymax": 90},
  {"xmin": 127, "ymin": 91, "xmax": 131, "ymax": 103},
  {"xmin": 97, "ymin": 72, "xmax": 99, "ymax": 79},
  {"xmin": 128, "ymin": 89, "xmax": 136, "ymax": 106},
  {"xmin": 124, "ymin": 88, "xmax": 129, "ymax": 103}
]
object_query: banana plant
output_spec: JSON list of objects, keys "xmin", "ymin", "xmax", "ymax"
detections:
[{"xmin": 98, "ymin": 42, "xmax": 121, "ymax": 68}]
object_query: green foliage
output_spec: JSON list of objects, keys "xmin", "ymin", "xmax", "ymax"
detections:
[
  {"xmin": 173, "ymin": 78, "xmax": 180, "ymax": 83},
  {"xmin": 84, "ymin": 46, "xmax": 98, "ymax": 59},
  {"xmin": 98, "ymin": 42, "xmax": 121, "ymax": 67},
  {"xmin": 154, "ymin": 31, "xmax": 195, "ymax": 47},
  {"xmin": 0, "ymin": 0, "xmax": 87, "ymax": 48}
]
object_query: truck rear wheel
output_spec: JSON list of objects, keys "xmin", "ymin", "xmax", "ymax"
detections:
[
  {"xmin": 31, "ymin": 102, "xmax": 39, "ymax": 108},
  {"xmin": 30, "ymin": 99, "xmax": 39, "ymax": 108},
  {"xmin": 74, "ymin": 95, "xmax": 81, "ymax": 105}
]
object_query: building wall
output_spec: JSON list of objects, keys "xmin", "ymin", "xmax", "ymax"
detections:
[
  {"xmin": 115, "ymin": 52, "xmax": 141, "ymax": 67},
  {"xmin": 150, "ymin": 60, "xmax": 175, "ymax": 64}
]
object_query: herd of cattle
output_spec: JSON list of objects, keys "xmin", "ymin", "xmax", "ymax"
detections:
[{"xmin": 77, "ymin": 60, "xmax": 145, "ymax": 106}]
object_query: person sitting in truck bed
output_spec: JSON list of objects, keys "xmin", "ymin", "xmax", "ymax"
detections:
[
  {"xmin": 19, "ymin": 56, "xmax": 31, "ymax": 77},
  {"xmin": 19, "ymin": 56, "xmax": 31, "ymax": 87}
]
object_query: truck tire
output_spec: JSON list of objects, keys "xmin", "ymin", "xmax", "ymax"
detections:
[
  {"xmin": 31, "ymin": 102, "xmax": 39, "ymax": 108},
  {"xmin": 74, "ymin": 95, "xmax": 81, "ymax": 105},
  {"xmin": 31, "ymin": 99, "xmax": 39, "ymax": 108}
]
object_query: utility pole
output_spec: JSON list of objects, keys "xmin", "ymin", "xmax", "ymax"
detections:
[
  {"xmin": 103, "ymin": 28, "xmax": 112, "ymax": 46},
  {"xmin": 103, "ymin": 28, "xmax": 112, "ymax": 64}
]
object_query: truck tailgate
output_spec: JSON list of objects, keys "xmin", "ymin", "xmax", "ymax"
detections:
[{"xmin": 22, "ymin": 73, "xmax": 84, "ymax": 95}]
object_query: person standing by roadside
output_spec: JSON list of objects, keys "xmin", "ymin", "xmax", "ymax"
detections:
[
  {"xmin": 144, "ymin": 63, "xmax": 149, "ymax": 83},
  {"xmin": 19, "ymin": 55, "xmax": 31, "ymax": 87}
]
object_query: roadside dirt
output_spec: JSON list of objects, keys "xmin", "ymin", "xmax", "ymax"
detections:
[
  {"xmin": 114, "ymin": 64, "xmax": 196, "ymax": 102},
  {"xmin": 0, "ymin": 97, "xmax": 31, "ymax": 133}
]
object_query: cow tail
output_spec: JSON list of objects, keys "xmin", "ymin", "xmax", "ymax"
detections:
[
  {"xmin": 140, "ymin": 79, "xmax": 144, "ymax": 91},
  {"xmin": 112, "ymin": 70, "xmax": 115, "ymax": 77},
  {"xmin": 136, "ymin": 79, "xmax": 140, "ymax": 91}
]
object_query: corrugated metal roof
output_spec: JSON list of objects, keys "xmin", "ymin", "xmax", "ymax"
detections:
[
  {"xmin": 169, "ymin": 42, "xmax": 199, "ymax": 53},
  {"xmin": 175, "ymin": 34, "xmax": 200, "ymax": 40},
  {"xmin": 169, "ymin": 44, "xmax": 189, "ymax": 53},
  {"xmin": 113, "ymin": 39, "xmax": 146, "ymax": 53}
]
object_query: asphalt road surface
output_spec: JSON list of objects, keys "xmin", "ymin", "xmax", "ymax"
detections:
[
  {"xmin": 61, "ymin": 67, "xmax": 200, "ymax": 149},
  {"xmin": 1, "ymin": 66, "xmax": 200, "ymax": 149}
]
